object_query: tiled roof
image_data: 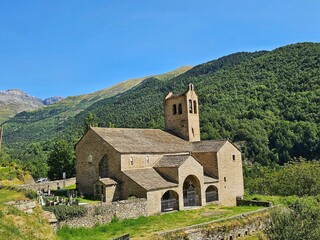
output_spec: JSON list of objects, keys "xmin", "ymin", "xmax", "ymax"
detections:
[
  {"xmin": 191, "ymin": 140, "xmax": 227, "ymax": 153},
  {"xmin": 154, "ymin": 154, "xmax": 192, "ymax": 168},
  {"xmin": 91, "ymin": 127, "xmax": 191, "ymax": 153},
  {"xmin": 90, "ymin": 127, "xmax": 229, "ymax": 154},
  {"xmin": 204, "ymin": 172, "xmax": 219, "ymax": 183},
  {"xmin": 123, "ymin": 168, "xmax": 178, "ymax": 191},
  {"xmin": 96, "ymin": 178, "xmax": 117, "ymax": 186}
]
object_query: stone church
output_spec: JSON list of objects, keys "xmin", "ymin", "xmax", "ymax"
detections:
[{"xmin": 76, "ymin": 84, "xmax": 244, "ymax": 215}]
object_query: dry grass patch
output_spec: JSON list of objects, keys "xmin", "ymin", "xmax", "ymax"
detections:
[{"xmin": 0, "ymin": 188, "xmax": 57, "ymax": 240}]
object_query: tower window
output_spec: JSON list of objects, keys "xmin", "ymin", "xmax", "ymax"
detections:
[
  {"xmin": 192, "ymin": 128, "xmax": 194, "ymax": 137},
  {"xmin": 172, "ymin": 104, "xmax": 177, "ymax": 115},
  {"xmin": 146, "ymin": 156, "xmax": 150, "ymax": 165},
  {"xmin": 224, "ymin": 177, "xmax": 227, "ymax": 182},
  {"xmin": 193, "ymin": 100, "xmax": 197, "ymax": 114},
  {"xmin": 232, "ymin": 155, "xmax": 236, "ymax": 161},
  {"xmin": 87, "ymin": 154, "xmax": 93, "ymax": 163},
  {"xmin": 189, "ymin": 99, "xmax": 193, "ymax": 113},
  {"xmin": 178, "ymin": 103, "xmax": 182, "ymax": 114},
  {"xmin": 130, "ymin": 157, "xmax": 133, "ymax": 166}
]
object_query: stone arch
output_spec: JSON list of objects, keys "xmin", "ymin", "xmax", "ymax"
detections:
[
  {"xmin": 193, "ymin": 100, "xmax": 197, "ymax": 114},
  {"xmin": 183, "ymin": 175, "xmax": 201, "ymax": 207},
  {"xmin": 205, "ymin": 185, "xmax": 218, "ymax": 202},
  {"xmin": 172, "ymin": 104, "xmax": 177, "ymax": 115},
  {"xmin": 178, "ymin": 103, "xmax": 182, "ymax": 114},
  {"xmin": 161, "ymin": 190, "xmax": 179, "ymax": 212},
  {"xmin": 189, "ymin": 99, "xmax": 193, "ymax": 113},
  {"xmin": 99, "ymin": 154, "xmax": 109, "ymax": 178}
]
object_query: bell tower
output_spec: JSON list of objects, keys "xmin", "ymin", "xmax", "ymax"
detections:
[{"xmin": 164, "ymin": 83, "xmax": 200, "ymax": 142}]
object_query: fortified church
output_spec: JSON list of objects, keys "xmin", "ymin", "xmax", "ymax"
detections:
[{"xmin": 76, "ymin": 84, "xmax": 244, "ymax": 215}]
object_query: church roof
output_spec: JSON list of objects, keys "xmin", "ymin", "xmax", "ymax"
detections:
[
  {"xmin": 123, "ymin": 168, "xmax": 178, "ymax": 191},
  {"xmin": 91, "ymin": 127, "xmax": 190, "ymax": 153},
  {"xmin": 191, "ymin": 140, "xmax": 228, "ymax": 152},
  {"xmin": 89, "ymin": 127, "xmax": 233, "ymax": 154},
  {"xmin": 154, "ymin": 154, "xmax": 192, "ymax": 168},
  {"xmin": 95, "ymin": 178, "xmax": 117, "ymax": 186},
  {"xmin": 204, "ymin": 172, "xmax": 219, "ymax": 183}
]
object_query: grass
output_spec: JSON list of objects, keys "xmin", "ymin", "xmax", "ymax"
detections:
[
  {"xmin": 57, "ymin": 204, "xmax": 264, "ymax": 240},
  {"xmin": 239, "ymin": 231, "xmax": 267, "ymax": 240},
  {"xmin": 244, "ymin": 194, "xmax": 302, "ymax": 206},
  {"xmin": 61, "ymin": 185, "xmax": 100, "ymax": 204},
  {"xmin": 0, "ymin": 187, "xmax": 57, "ymax": 240},
  {"xmin": 62, "ymin": 184, "xmax": 76, "ymax": 190}
]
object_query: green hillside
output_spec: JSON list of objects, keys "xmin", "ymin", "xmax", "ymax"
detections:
[
  {"xmin": 2, "ymin": 66, "xmax": 192, "ymax": 150},
  {"xmin": 3, "ymin": 42, "xmax": 320, "ymax": 167}
]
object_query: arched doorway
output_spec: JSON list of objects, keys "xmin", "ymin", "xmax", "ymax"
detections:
[
  {"xmin": 99, "ymin": 154, "xmax": 109, "ymax": 178},
  {"xmin": 161, "ymin": 190, "xmax": 179, "ymax": 212},
  {"xmin": 183, "ymin": 175, "xmax": 201, "ymax": 207},
  {"xmin": 205, "ymin": 185, "xmax": 218, "ymax": 202}
]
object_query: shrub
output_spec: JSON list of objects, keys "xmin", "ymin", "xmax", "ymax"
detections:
[
  {"xmin": 43, "ymin": 205, "xmax": 88, "ymax": 221},
  {"xmin": 23, "ymin": 189, "xmax": 38, "ymax": 199},
  {"xmin": 54, "ymin": 189, "xmax": 70, "ymax": 197},
  {"xmin": 266, "ymin": 201, "xmax": 320, "ymax": 240}
]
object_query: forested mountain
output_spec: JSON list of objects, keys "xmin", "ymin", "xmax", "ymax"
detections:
[
  {"xmin": 3, "ymin": 42, "xmax": 320, "ymax": 167},
  {"xmin": 2, "ymin": 66, "xmax": 192, "ymax": 150}
]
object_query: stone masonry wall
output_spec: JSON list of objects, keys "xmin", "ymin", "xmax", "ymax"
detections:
[
  {"xmin": 158, "ymin": 207, "xmax": 272, "ymax": 240},
  {"xmin": 59, "ymin": 198, "xmax": 147, "ymax": 228},
  {"xmin": 18, "ymin": 177, "xmax": 76, "ymax": 192}
]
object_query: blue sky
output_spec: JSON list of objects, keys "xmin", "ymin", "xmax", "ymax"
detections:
[{"xmin": 1, "ymin": 0, "xmax": 320, "ymax": 99}]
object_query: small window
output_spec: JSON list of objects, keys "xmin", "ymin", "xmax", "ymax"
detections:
[
  {"xmin": 189, "ymin": 99, "xmax": 193, "ymax": 113},
  {"xmin": 178, "ymin": 103, "xmax": 182, "ymax": 114},
  {"xmin": 87, "ymin": 154, "xmax": 93, "ymax": 163},
  {"xmin": 232, "ymin": 155, "xmax": 236, "ymax": 161},
  {"xmin": 224, "ymin": 177, "xmax": 227, "ymax": 182},
  {"xmin": 146, "ymin": 156, "xmax": 150, "ymax": 165},
  {"xmin": 172, "ymin": 104, "xmax": 177, "ymax": 115},
  {"xmin": 191, "ymin": 128, "xmax": 194, "ymax": 137},
  {"xmin": 130, "ymin": 157, "xmax": 133, "ymax": 166},
  {"xmin": 193, "ymin": 100, "xmax": 197, "ymax": 114}
]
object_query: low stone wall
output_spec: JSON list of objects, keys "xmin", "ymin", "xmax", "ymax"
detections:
[
  {"xmin": 237, "ymin": 199, "xmax": 272, "ymax": 207},
  {"xmin": 59, "ymin": 198, "xmax": 147, "ymax": 228},
  {"xmin": 18, "ymin": 178, "xmax": 76, "ymax": 192},
  {"xmin": 158, "ymin": 207, "xmax": 274, "ymax": 240}
]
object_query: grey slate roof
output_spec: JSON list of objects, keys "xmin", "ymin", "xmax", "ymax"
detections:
[
  {"xmin": 191, "ymin": 140, "xmax": 227, "ymax": 153},
  {"xmin": 96, "ymin": 178, "xmax": 117, "ymax": 186},
  {"xmin": 90, "ymin": 127, "xmax": 229, "ymax": 154},
  {"xmin": 123, "ymin": 168, "xmax": 178, "ymax": 191},
  {"xmin": 204, "ymin": 172, "xmax": 219, "ymax": 183},
  {"xmin": 154, "ymin": 154, "xmax": 191, "ymax": 168},
  {"xmin": 91, "ymin": 127, "xmax": 191, "ymax": 153}
]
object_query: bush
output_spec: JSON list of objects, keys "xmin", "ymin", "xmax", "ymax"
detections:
[
  {"xmin": 23, "ymin": 189, "xmax": 38, "ymax": 199},
  {"xmin": 54, "ymin": 189, "xmax": 70, "ymax": 197},
  {"xmin": 43, "ymin": 205, "xmax": 88, "ymax": 221},
  {"xmin": 266, "ymin": 200, "xmax": 320, "ymax": 240},
  {"xmin": 245, "ymin": 160, "xmax": 320, "ymax": 196}
]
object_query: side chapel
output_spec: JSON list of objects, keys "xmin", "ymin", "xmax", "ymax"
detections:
[{"xmin": 75, "ymin": 84, "xmax": 244, "ymax": 215}]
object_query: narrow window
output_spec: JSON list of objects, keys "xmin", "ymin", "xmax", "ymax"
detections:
[
  {"xmin": 172, "ymin": 104, "xmax": 177, "ymax": 115},
  {"xmin": 178, "ymin": 103, "xmax": 182, "ymax": 114},
  {"xmin": 224, "ymin": 177, "xmax": 227, "ymax": 182},
  {"xmin": 189, "ymin": 99, "xmax": 193, "ymax": 113},
  {"xmin": 146, "ymin": 156, "xmax": 150, "ymax": 165},
  {"xmin": 87, "ymin": 154, "xmax": 93, "ymax": 163},
  {"xmin": 192, "ymin": 128, "xmax": 194, "ymax": 137},
  {"xmin": 130, "ymin": 157, "xmax": 133, "ymax": 166},
  {"xmin": 232, "ymin": 155, "xmax": 236, "ymax": 161},
  {"xmin": 193, "ymin": 100, "xmax": 197, "ymax": 114}
]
